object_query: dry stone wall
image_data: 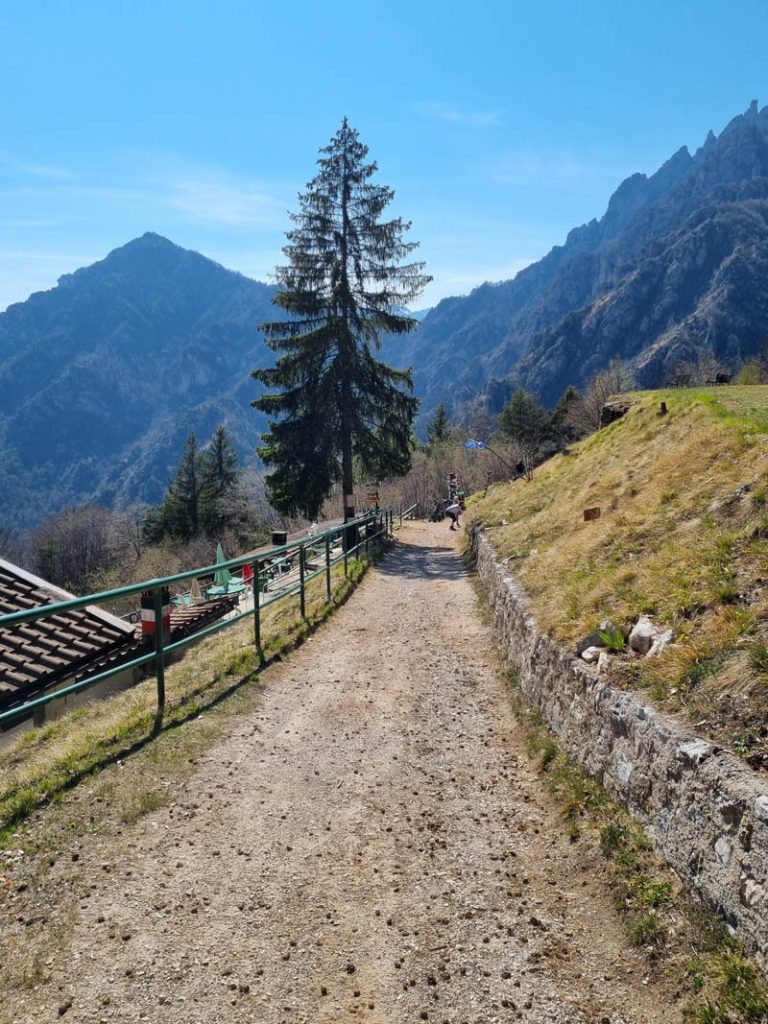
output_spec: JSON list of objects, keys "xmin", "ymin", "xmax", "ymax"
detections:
[{"xmin": 472, "ymin": 527, "xmax": 768, "ymax": 964}]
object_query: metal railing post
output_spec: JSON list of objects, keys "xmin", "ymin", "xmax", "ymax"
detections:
[
  {"xmin": 252, "ymin": 562, "xmax": 263, "ymax": 662},
  {"xmin": 299, "ymin": 544, "xmax": 306, "ymax": 618},
  {"xmin": 152, "ymin": 585, "xmax": 166, "ymax": 731},
  {"xmin": 325, "ymin": 534, "xmax": 332, "ymax": 601}
]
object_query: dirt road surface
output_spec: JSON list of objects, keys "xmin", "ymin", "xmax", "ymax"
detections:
[{"xmin": 1, "ymin": 522, "xmax": 685, "ymax": 1023}]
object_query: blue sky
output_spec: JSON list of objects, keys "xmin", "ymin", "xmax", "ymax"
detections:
[{"xmin": 1, "ymin": 0, "xmax": 767, "ymax": 312}]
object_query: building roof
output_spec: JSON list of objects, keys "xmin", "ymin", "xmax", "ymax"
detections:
[
  {"xmin": 0, "ymin": 557, "xmax": 135, "ymax": 708},
  {"xmin": 0, "ymin": 557, "xmax": 242, "ymax": 717}
]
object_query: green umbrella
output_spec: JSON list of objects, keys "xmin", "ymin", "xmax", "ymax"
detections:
[{"xmin": 213, "ymin": 542, "xmax": 231, "ymax": 589}]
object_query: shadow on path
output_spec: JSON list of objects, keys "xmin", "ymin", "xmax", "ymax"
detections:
[{"xmin": 376, "ymin": 535, "xmax": 469, "ymax": 581}]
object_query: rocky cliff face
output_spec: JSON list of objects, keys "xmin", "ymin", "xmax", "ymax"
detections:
[
  {"xmin": 399, "ymin": 101, "xmax": 768, "ymax": 421},
  {"xmin": 0, "ymin": 234, "xmax": 277, "ymax": 529}
]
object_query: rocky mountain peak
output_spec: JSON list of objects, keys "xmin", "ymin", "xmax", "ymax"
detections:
[
  {"xmin": 58, "ymin": 232, "xmax": 217, "ymax": 290},
  {"xmin": 696, "ymin": 129, "xmax": 718, "ymax": 157},
  {"xmin": 719, "ymin": 99, "xmax": 767, "ymax": 141},
  {"xmin": 401, "ymin": 100, "xmax": 768, "ymax": 420}
]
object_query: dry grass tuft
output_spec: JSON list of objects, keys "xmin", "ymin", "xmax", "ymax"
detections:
[{"xmin": 469, "ymin": 386, "xmax": 768, "ymax": 754}]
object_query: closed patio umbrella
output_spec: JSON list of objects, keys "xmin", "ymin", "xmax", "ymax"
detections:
[
  {"xmin": 213, "ymin": 542, "xmax": 231, "ymax": 589},
  {"xmin": 206, "ymin": 543, "xmax": 246, "ymax": 598}
]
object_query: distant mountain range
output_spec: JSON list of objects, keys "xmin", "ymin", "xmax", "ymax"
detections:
[
  {"xmin": 3, "ymin": 101, "xmax": 768, "ymax": 527},
  {"xmin": 0, "ymin": 234, "xmax": 277, "ymax": 529},
  {"xmin": 394, "ymin": 100, "xmax": 768, "ymax": 420}
]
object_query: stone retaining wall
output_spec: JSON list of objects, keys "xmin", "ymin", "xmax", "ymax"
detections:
[{"xmin": 472, "ymin": 527, "xmax": 768, "ymax": 963}]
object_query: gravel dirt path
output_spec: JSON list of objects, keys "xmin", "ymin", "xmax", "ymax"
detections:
[{"xmin": 2, "ymin": 522, "xmax": 685, "ymax": 1023}]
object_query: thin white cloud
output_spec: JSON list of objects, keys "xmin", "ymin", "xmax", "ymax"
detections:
[
  {"xmin": 410, "ymin": 101, "xmax": 502, "ymax": 128},
  {"xmin": 0, "ymin": 250, "xmax": 95, "ymax": 311},
  {"xmin": 0, "ymin": 152, "xmax": 75, "ymax": 180},
  {"xmin": 422, "ymin": 213, "xmax": 560, "ymax": 250},
  {"xmin": 0, "ymin": 248, "xmax": 89, "ymax": 262},
  {"xmin": 163, "ymin": 176, "xmax": 284, "ymax": 226},
  {"xmin": 0, "ymin": 148, "xmax": 294, "ymax": 230},
  {"xmin": 122, "ymin": 151, "xmax": 295, "ymax": 227},
  {"xmin": 493, "ymin": 148, "xmax": 631, "ymax": 189},
  {"xmin": 206, "ymin": 246, "xmax": 284, "ymax": 283},
  {"xmin": 1, "ymin": 179, "xmax": 288, "ymax": 232},
  {"xmin": 0, "ymin": 218, "xmax": 69, "ymax": 229},
  {"xmin": 420, "ymin": 258, "xmax": 535, "ymax": 305}
]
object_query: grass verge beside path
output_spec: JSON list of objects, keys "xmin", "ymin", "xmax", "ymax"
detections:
[
  {"xmin": 0, "ymin": 557, "xmax": 370, "ymax": 850},
  {"xmin": 467, "ymin": 386, "xmax": 768, "ymax": 762}
]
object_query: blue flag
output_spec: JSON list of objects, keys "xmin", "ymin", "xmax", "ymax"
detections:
[
  {"xmin": 465, "ymin": 439, "xmax": 476, "ymax": 449},
  {"xmin": 476, "ymin": 440, "xmax": 487, "ymax": 450}
]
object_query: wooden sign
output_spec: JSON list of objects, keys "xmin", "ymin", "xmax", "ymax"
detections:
[{"xmin": 583, "ymin": 507, "xmax": 601, "ymax": 521}]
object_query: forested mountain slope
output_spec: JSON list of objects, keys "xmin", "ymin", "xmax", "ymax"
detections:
[{"xmin": 0, "ymin": 234, "xmax": 276, "ymax": 528}]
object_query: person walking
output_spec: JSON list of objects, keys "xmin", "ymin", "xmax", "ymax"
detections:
[{"xmin": 445, "ymin": 497, "xmax": 461, "ymax": 530}]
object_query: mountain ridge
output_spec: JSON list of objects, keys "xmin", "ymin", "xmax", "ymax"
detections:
[
  {"xmin": 4, "ymin": 101, "xmax": 768, "ymax": 526},
  {"xmin": 397, "ymin": 100, "xmax": 768, "ymax": 420},
  {"xmin": 0, "ymin": 234, "xmax": 278, "ymax": 529}
]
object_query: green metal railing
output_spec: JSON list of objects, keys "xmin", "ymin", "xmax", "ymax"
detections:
[{"xmin": 0, "ymin": 509, "xmax": 398, "ymax": 732}]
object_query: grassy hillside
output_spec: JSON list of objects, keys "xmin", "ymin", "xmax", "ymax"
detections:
[{"xmin": 468, "ymin": 386, "xmax": 768, "ymax": 762}]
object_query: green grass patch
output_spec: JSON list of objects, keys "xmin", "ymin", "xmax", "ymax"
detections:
[
  {"xmin": 686, "ymin": 950, "xmax": 768, "ymax": 1023},
  {"xmin": 626, "ymin": 910, "xmax": 666, "ymax": 947},
  {"xmin": 597, "ymin": 625, "xmax": 626, "ymax": 652},
  {"xmin": 749, "ymin": 641, "xmax": 768, "ymax": 675},
  {"xmin": 119, "ymin": 786, "xmax": 166, "ymax": 824}
]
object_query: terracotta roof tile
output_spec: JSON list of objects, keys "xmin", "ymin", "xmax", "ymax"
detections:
[
  {"xmin": 1, "ymin": 558, "xmax": 241, "ymax": 719},
  {"xmin": 0, "ymin": 558, "xmax": 135, "ymax": 711}
]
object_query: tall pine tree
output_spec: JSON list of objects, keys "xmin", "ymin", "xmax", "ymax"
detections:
[
  {"xmin": 144, "ymin": 427, "xmax": 243, "ymax": 542},
  {"xmin": 252, "ymin": 119, "xmax": 431, "ymax": 519},
  {"xmin": 159, "ymin": 433, "xmax": 201, "ymax": 539},
  {"xmin": 199, "ymin": 425, "xmax": 240, "ymax": 535},
  {"xmin": 426, "ymin": 402, "xmax": 451, "ymax": 446}
]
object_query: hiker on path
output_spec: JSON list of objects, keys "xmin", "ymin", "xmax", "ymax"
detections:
[{"xmin": 446, "ymin": 498, "xmax": 462, "ymax": 531}]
